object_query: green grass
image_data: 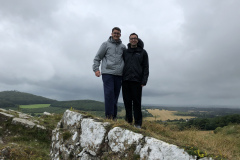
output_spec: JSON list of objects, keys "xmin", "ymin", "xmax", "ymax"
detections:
[
  {"xmin": 101, "ymin": 117, "xmax": 239, "ymax": 160},
  {"xmin": 0, "ymin": 112, "xmax": 64, "ymax": 160},
  {"xmin": 20, "ymin": 104, "xmax": 50, "ymax": 109}
]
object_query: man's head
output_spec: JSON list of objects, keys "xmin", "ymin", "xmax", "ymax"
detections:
[
  {"xmin": 111, "ymin": 27, "xmax": 121, "ymax": 41},
  {"xmin": 129, "ymin": 33, "xmax": 138, "ymax": 48}
]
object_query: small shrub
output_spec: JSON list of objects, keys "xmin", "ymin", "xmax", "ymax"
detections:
[
  {"xmin": 184, "ymin": 146, "xmax": 207, "ymax": 159},
  {"xmin": 63, "ymin": 131, "xmax": 72, "ymax": 141},
  {"xmin": 214, "ymin": 127, "xmax": 222, "ymax": 134}
]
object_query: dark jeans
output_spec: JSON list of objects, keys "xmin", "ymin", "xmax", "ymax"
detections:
[
  {"xmin": 122, "ymin": 81, "xmax": 142, "ymax": 126},
  {"xmin": 102, "ymin": 74, "xmax": 122, "ymax": 119}
]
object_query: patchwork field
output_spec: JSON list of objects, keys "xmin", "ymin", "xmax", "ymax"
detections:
[
  {"xmin": 144, "ymin": 109, "xmax": 195, "ymax": 121},
  {"xmin": 20, "ymin": 104, "xmax": 50, "ymax": 108}
]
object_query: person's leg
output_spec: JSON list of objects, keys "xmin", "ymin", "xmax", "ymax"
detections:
[
  {"xmin": 113, "ymin": 75, "xmax": 122, "ymax": 119},
  {"xmin": 132, "ymin": 82, "xmax": 143, "ymax": 126},
  {"xmin": 122, "ymin": 81, "xmax": 133, "ymax": 124},
  {"xmin": 102, "ymin": 74, "xmax": 115, "ymax": 119}
]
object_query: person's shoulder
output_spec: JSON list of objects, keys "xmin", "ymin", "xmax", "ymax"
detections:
[
  {"xmin": 123, "ymin": 48, "xmax": 128, "ymax": 53},
  {"xmin": 122, "ymin": 44, "xmax": 126, "ymax": 49},
  {"xmin": 101, "ymin": 41, "xmax": 109, "ymax": 47},
  {"xmin": 141, "ymin": 49, "xmax": 148, "ymax": 57},
  {"xmin": 121, "ymin": 43, "xmax": 126, "ymax": 46},
  {"xmin": 143, "ymin": 49, "xmax": 148, "ymax": 54}
]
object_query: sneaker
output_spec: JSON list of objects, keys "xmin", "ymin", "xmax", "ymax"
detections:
[{"xmin": 134, "ymin": 125, "xmax": 141, "ymax": 129}]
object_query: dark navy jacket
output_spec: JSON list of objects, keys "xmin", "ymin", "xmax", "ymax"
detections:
[{"xmin": 122, "ymin": 38, "xmax": 149, "ymax": 85}]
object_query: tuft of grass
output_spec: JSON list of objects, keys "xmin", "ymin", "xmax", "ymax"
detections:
[
  {"xmin": 0, "ymin": 142, "xmax": 50, "ymax": 160},
  {"xmin": 38, "ymin": 113, "xmax": 63, "ymax": 130},
  {"xmin": 62, "ymin": 131, "xmax": 72, "ymax": 141}
]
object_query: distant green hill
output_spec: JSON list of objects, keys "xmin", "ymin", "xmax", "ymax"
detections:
[
  {"xmin": 0, "ymin": 90, "xmax": 111, "ymax": 115},
  {"xmin": 50, "ymin": 100, "xmax": 105, "ymax": 111},
  {"xmin": 0, "ymin": 90, "xmax": 56, "ymax": 108}
]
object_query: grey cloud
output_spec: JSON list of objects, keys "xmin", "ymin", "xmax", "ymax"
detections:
[{"xmin": 0, "ymin": 0, "xmax": 239, "ymax": 107}]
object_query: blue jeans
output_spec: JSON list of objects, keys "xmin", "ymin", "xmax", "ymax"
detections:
[{"xmin": 102, "ymin": 74, "xmax": 122, "ymax": 119}]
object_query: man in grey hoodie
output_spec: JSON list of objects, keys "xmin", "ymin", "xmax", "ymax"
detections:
[{"xmin": 93, "ymin": 27, "xmax": 126, "ymax": 119}]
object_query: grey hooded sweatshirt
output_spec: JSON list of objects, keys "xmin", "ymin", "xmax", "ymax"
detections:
[{"xmin": 93, "ymin": 36, "xmax": 126, "ymax": 76}]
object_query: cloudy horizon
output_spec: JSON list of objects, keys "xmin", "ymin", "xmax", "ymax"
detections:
[{"xmin": 1, "ymin": 0, "xmax": 240, "ymax": 107}]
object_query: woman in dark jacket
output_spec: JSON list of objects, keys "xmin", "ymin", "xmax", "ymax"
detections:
[{"xmin": 122, "ymin": 33, "xmax": 149, "ymax": 128}]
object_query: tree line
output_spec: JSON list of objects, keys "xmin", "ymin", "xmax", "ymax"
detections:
[{"xmin": 184, "ymin": 114, "xmax": 240, "ymax": 130}]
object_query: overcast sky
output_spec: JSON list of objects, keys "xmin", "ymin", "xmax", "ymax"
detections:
[{"xmin": 1, "ymin": 0, "xmax": 240, "ymax": 107}]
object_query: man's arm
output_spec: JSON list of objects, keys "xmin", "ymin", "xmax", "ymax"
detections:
[
  {"xmin": 141, "ymin": 50, "xmax": 149, "ymax": 86},
  {"xmin": 92, "ymin": 42, "xmax": 107, "ymax": 77}
]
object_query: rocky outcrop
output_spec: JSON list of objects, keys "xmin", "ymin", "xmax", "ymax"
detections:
[
  {"xmin": 0, "ymin": 108, "xmax": 45, "ymax": 130},
  {"xmin": 0, "ymin": 112, "xmax": 14, "ymax": 121},
  {"xmin": 0, "ymin": 108, "xmax": 49, "ymax": 160},
  {"xmin": 50, "ymin": 110, "xmax": 213, "ymax": 160}
]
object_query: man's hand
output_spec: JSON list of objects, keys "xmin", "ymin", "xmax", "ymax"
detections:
[{"xmin": 95, "ymin": 71, "xmax": 101, "ymax": 77}]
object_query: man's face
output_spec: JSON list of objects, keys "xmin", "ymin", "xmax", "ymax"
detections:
[
  {"xmin": 111, "ymin": 29, "xmax": 121, "ymax": 41},
  {"xmin": 129, "ymin": 35, "xmax": 138, "ymax": 47}
]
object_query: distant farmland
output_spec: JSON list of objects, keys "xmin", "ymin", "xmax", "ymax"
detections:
[
  {"xmin": 20, "ymin": 104, "xmax": 50, "ymax": 109},
  {"xmin": 144, "ymin": 109, "xmax": 195, "ymax": 121}
]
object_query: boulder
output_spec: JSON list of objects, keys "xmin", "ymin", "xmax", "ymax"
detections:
[{"xmin": 80, "ymin": 118, "xmax": 109, "ymax": 156}]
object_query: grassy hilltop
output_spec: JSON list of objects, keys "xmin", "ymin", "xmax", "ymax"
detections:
[
  {"xmin": 0, "ymin": 90, "xmax": 240, "ymax": 159},
  {"xmin": 0, "ymin": 91, "xmax": 107, "ymax": 116},
  {"xmin": 0, "ymin": 90, "xmax": 56, "ymax": 108}
]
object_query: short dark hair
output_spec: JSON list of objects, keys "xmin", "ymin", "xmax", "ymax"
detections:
[
  {"xmin": 129, "ymin": 33, "xmax": 138, "ymax": 39},
  {"xmin": 112, "ymin": 27, "xmax": 121, "ymax": 33}
]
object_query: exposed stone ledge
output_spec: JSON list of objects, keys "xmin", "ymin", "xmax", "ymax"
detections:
[
  {"xmin": 50, "ymin": 110, "xmax": 213, "ymax": 160},
  {"xmin": 12, "ymin": 118, "xmax": 36, "ymax": 128},
  {"xmin": 0, "ymin": 108, "xmax": 7, "ymax": 112},
  {"xmin": 9, "ymin": 109, "xmax": 32, "ymax": 119},
  {"xmin": 0, "ymin": 109, "xmax": 46, "ymax": 130},
  {"xmin": 11, "ymin": 118, "xmax": 46, "ymax": 129},
  {"xmin": 0, "ymin": 112, "xmax": 14, "ymax": 120}
]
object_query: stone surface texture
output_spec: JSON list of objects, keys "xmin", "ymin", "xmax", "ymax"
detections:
[
  {"xmin": 62, "ymin": 110, "xmax": 83, "ymax": 129},
  {"xmin": 80, "ymin": 118, "xmax": 109, "ymax": 156},
  {"xmin": 43, "ymin": 112, "xmax": 52, "ymax": 116},
  {"xmin": 0, "ymin": 112, "xmax": 14, "ymax": 121},
  {"xmin": 12, "ymin": 118, "xmax": 36, "ymax": 128},
  {"xmin": 11, "ymin": 117, "xmax": 45, "ymax": 129},
  {"xmin": 108, "ymin": 127, "xmax": 143, "ymax": 153},
  {"xmin": 50, "ymin": 110, "xmax": 214, "ymax": 160},
  {"xmin": 138, "ymin": 137, "xmax": 195, "ymax": 160}
]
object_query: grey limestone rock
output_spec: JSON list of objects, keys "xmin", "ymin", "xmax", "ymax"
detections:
[
  {"xmin": 80, "ymin": 118, "xmax": 109, "ymax": 156},
  {"xmin": 138, "ymin": 137, "xmax": 196, "ymax": 160},
  {"xmin": 50, "ymin": 110, "xmax": 213, "ymax": 160},
  {"xmin": 108, "ymin": 127, "xmax": 143, "ymax": 153}
]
